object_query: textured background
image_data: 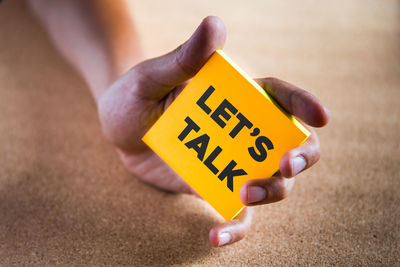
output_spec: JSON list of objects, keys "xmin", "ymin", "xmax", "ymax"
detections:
[{"xmin": 0, "ymin": 0, "xmax": 399, "ymax": 265}]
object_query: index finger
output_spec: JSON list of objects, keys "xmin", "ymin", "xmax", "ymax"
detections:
[{"xmin": 256, "ymin": 77, "xmax": 330, "ymax": 127}]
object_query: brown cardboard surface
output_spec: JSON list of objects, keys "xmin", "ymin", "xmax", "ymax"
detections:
[{"xmin": 0, "ymin": 1, "xmax": 399, "ymax": 265}]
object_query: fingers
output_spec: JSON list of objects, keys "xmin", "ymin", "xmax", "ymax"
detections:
[
  {"xmin": 209, "ymin": 207, "xmax": 254, "ymax": 247},
  {"xmin": 211, "ymin": 127, "xmax": 320, "ymax": 243},
  {"xmin": 238, "ymin": 80, "xmax": 327, "ymax": 206},
  {"xmin": 133, "ymin": 16, "xmax": 226, "ymax": 100},
  {"xmin": 239, "ymin": 126, "xmax": 321, "ymax": 206},
  {"xmin": 279, "ymin": 126, "xmax": 321, "ymax": 178},
  {"xmin": 240, "ymin": 175, "xmax": 295, "ymax": 206},
  {"xmin": 256, "ymin": 77, "xmax": 330, "ymax": 127}
]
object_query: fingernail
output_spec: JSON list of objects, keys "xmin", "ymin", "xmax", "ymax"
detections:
[
  {"xmin": 218, "ymin": 232, "xmax": 232, "ymax": 246},
  {"xmin": 247, "ymin": 186, "xmax": 267, "ymax": 203},
  {"xmin": 291, "ymin": 156, "xmax": 307, "ymax": 176}
]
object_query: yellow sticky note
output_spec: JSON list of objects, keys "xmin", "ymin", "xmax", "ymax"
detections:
[{"xmin": 142, "ymin": 50, "xmax": 310, "ymax": 221}]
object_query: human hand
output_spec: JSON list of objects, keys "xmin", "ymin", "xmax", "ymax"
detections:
[{"xmin": 98, "ymin": 16, "xmax": 329, "ymax": 247}]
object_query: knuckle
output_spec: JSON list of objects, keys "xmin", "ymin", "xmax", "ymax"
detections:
[
  {"xmin": 173, "ymin": 44, "xmax": 184, "ymax": 56},
  {"xmin": 274, "ymin": 179, "xmax": 293, "ymax": 200},
  {"xmin": 314, "ymin": 149, "xmax": 321, "ymax": 163},
  {"xmin": 278, "ymin": 187, "xmax": 290, "ymax": 200},
  {"xmin": 273, "ymin": 186, "xmax": 287, "ymax": 201},
  {"xmin": 307, "ymin": 141, "xmax": 321, "ymax": 165},
  {"xmin": 173, "ymin": 44, "xmax": 195, "ymax": 76}
]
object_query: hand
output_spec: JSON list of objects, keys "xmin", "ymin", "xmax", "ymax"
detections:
[
  {"xmin": 98, "ymin": 16, "xmax": 329, "ymax": 247},
  {"xmin": 239, "ymin": 78, "xmax": 329, "ymax": 207}
]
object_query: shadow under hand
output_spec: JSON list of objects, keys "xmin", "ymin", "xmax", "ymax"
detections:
[{"xmin": 0, "ymin": 167, "xmax": 219, "ymax": 266}]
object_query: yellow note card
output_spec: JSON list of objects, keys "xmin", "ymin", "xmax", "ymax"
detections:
[{"xmin": 142, "ymin": 50, "xmax": 310, "ymax": 221}]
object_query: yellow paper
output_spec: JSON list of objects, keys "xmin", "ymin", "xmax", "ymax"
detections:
[{"xmin": 142, "ymin": 50, "xmax": 310, "ymax": 221}]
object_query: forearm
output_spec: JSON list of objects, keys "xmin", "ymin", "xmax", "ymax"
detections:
[{"xmin": 26, "ymin": 0, "xmax": 143, "ymax": 102}]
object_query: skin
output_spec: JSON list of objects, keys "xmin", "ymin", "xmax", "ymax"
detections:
[{"xmin": 27, "ymin": 0, "xmax": 329, "ymax": 247}]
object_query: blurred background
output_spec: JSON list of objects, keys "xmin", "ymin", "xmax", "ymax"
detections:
[{"xmin": 0, "ymin": 0, "xmax": 399, "ymax": 265}]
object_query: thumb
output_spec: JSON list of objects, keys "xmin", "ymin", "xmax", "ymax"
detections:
[{"xmin": 132, "ymin": 16, "xmax": 226, "ymax": 100}]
